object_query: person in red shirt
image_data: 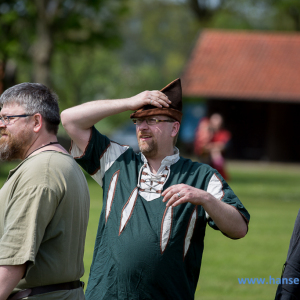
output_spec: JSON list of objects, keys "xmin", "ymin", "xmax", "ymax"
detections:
[{"xmin": 194, "ymin": 113, "xmax": 231, "ymax": 180}]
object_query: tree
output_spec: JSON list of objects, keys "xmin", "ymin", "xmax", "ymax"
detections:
[
  {"xmin": 264, "ymin": 0, "xmax": 300, "ymax": 31},
  {"xmin": 189, "ymin": 0, "xmax": 223, "ymax": 22},
  {"xmin": 49, "ymin": 0, "xmax": 200, "ymax": 134},
  {"xmin": 189, "ymin": 0, "xmax": 300, "ymax": 31},
  {"xmin": 0, "ymin": 1, "xmax": 26, "ymax": 92},
  {"xmin": 0, "ymin": 0, "xmax": 127, "ymax": 88}
]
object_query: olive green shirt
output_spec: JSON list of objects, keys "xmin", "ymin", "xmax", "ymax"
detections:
[{"xmin": 0, "ymin": 151, "xmax": 90, "ymax": 299}]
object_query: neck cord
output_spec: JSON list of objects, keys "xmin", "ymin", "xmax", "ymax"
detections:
[{"xmin": 25, "ymin": 141, "xmax": 59, "ymax": 159}]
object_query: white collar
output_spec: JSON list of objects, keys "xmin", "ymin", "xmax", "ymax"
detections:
[
  {"xmin": 138, "ymin": 147, "xmax": 180, "ymax": 201},
  {"xmin": 141, "ymin": 147, "xmax": 180, "ymax": 172}
]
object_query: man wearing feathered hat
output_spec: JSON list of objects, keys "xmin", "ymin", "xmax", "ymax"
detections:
[{"xmin": 61, "ymin": 78, "xmax": 250, "ymax": 300}]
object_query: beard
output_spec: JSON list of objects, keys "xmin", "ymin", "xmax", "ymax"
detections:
[
  {"xmin": 138, "ymin": 136, "xmax": 158, "ymax": 158},
  {"xmin": 0, "ymin": 129, "xmax": 31, "ymax": 161}
]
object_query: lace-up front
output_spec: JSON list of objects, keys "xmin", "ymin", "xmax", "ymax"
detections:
[
  {"xmin": 137, "ymin": 165, "xmax": 170, "ymax": 194},
  {"xmin": 137, "ymin": 148, "xmax": 180, "ymax": 202}
]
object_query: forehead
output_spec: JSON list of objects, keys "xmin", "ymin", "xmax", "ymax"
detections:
[{"xmin": 0, "ymin": 103, "xmax": 25, "ymax": 115}]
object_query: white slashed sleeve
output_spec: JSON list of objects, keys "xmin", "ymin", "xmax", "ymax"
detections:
[{"xmin": 205, "ymin": 173, "xmax": 224, "ymax": 220}]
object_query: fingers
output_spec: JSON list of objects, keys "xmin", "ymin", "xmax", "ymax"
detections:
[
  {"xmin": 162, "ymin": 188, "xmax": 172, "ymax": 201},
  {"xmin": 165, "ymin": 191, "xmax": 186, "ymax": 207},
  {"xmin": 147, "ymin": 91, "xmax": 171, "ymax": 108},
  {"xmin": 162, "ymin": 185, "xmax": 185, "ymax": 207},
  {"xmin": 161, "ymin": 185, "xmax": 176, "ymax": 197},
  {"xmin": 162, "ymin": 184, "xmax": 200, "ymax": 207}
]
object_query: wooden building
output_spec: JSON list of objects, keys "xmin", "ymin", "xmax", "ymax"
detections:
[{"xmin": 181, "ymin": 30, "xmax": 300, "ymax": 161}]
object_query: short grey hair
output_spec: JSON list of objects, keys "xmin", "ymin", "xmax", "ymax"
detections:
[{"xmin": 0, "ymin": 82, "xmax": 60, "ymax": 134}]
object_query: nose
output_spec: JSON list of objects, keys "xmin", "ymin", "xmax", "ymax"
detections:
[{"xmin": 0, "ymin": 120, "xmax": 6, "ymax": 127}]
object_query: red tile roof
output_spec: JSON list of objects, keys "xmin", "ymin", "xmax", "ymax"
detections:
[{"xmin": 181, "ymin": 30, "xmax": 300, "ymax": 102}]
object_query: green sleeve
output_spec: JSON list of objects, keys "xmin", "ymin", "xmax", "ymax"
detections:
[{"xmin": 73, "ymin": 126, "xmax": 111, "ymax": 175}]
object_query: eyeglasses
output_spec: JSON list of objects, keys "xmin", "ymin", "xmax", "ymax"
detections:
[
  {"xmin": 0, "ymin": 114, "xmax": 33, "ymax": 125},
  {"xmin": 132, "ymin": 118, "xmax": 175, "ymax": 126}
]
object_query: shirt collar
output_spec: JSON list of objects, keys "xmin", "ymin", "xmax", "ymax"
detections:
[{"xmin": 141, "ymin": 147, "xmax": 180, "ymax": 170}]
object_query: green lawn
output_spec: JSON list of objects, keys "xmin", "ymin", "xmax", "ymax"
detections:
[
  {"xmin": 196, "ymin": 162, "xmax": 300, "ymax": 300},
  {"xmin": 1, "ymin": 161, "xmax": 300, "ymax": 299}
]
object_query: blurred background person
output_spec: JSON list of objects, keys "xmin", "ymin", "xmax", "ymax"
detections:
[{"xmin": 194, "ymin": 113, "xmax": 231, "ymax": 180}]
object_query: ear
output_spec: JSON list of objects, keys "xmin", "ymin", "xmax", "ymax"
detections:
[
  {"xmin": 171, "ymin": 122, "xmax": 180, "ymax": 137},
  {"xmin": 33, "ymin": 113, "xmax": 43, "ymax": 133}
]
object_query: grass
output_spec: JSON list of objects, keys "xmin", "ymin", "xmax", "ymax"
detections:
[
  {"xmin": 195, "ymin": 161, "xmax": 300, "ymax": 300},
  {"xmin": 1, "ymin": 160, "xmax": 300, "ymax": 299}
]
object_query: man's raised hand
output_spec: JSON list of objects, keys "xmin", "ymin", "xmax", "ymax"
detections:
[{"xmin": 128, "ymin": 90, "xmax": 171, "ymax": 111}]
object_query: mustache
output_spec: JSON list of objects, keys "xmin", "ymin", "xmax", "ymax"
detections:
[
  {"xmin": 0, "ymin": 129, "xmax": 9, "ymax": 135},
  {"xmin": 0, "ymin": 130, "xmax": 10, "ymax": 138},
  {"xmin": 138, "ymin": 132, "xmax": 152, "ymax": 137}
]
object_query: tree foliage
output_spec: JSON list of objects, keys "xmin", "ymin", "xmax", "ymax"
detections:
[
  {"xmin": 1, "ymin": 0, "xmax": 299, "ymax": 134},
  {"xmin": 264, "ymin": 0, "xmax": 300, "ymax": 31},
  {"xmin": 48, "ymin": 0, "xmax": 200, "ymax": 133},
  {"xmin": 189, "ymin": 0, "xmax": 300, "ymax": 31},
  {"xmin": 0, "ymin": 0, "xmax": 128, "ymax": 88}
]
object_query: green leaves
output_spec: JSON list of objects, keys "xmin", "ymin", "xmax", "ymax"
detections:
[{"xmin": 0, "ymin": 0, "xmax": 128, "ymax": 87}]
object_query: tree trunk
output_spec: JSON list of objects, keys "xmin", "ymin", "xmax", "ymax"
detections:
[
  {"xmin": 0, "ymin": 60, "xmax": 5, "ymax": 94},
  {"xmin": 189, "ymin": 0, "xmax": 223, "ymax": 21},
  {"xmin": 32, "ymin": 0, "xmax": 54, "ymax": 87},
  {"xmin": 190, "ymin": 0, "xmax": 211, "ymax": 20}
]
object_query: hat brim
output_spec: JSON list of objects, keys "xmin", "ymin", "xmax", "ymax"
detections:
[{"xmin": 130, "ymin": 107, "xmax": 182, "ymax": 123}]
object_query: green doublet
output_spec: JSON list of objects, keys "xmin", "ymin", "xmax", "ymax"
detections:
[{"xmin": 72, "ymin": 127, "xmax": 249, "ymax": 300}]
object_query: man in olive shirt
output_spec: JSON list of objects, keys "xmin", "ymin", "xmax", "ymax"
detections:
[{"xmin": 0, "ymin": 83, "xmax": 90, "ymax": 299}]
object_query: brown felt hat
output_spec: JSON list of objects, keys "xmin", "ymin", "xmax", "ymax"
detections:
[{"xmin": 130, "ymin": 78, "xmax": 183, "ymax": 123}]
